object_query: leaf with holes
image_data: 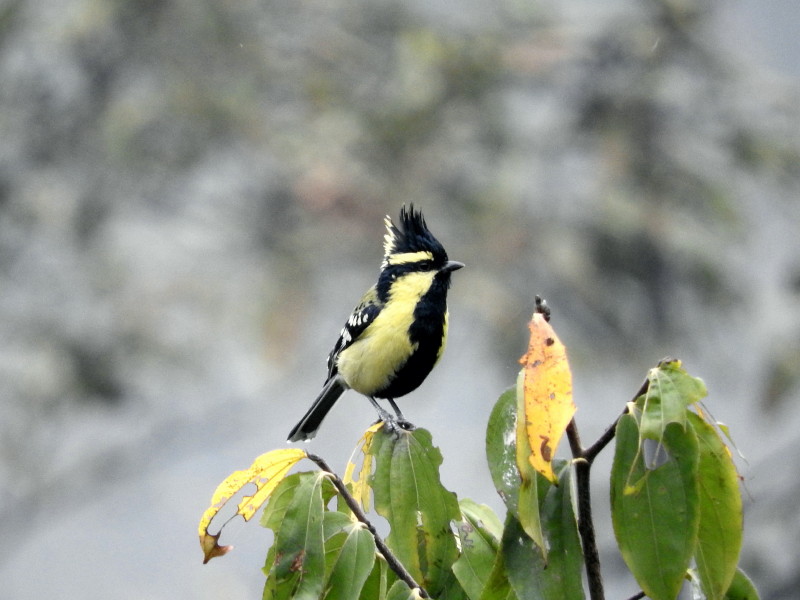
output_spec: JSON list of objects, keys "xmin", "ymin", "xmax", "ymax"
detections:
[
  {"xmin": 198, "ymin": 447, "xmax": 306, "ymax": 563},
  {"xmin": 611, "ymin": 413, "xmax": 700, "ymax": 600},
  {"xmin": 638, "ymin": 360, "xmax": 707, "ymax": 441},
  {"xmin": 453, "ymin": 499, "xmax": 503, "ymax": 600}
]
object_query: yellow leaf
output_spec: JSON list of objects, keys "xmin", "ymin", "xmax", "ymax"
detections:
[
  {"xmin": 344, "ymin": 422, "xmax": 383, "ymax": 512},
  {"xmin": 198, "ymin": 447, "xmax": 306, "ymax": 563},
  {"xmin": 518, "ymin": 312, "xmax": 576, "ymax": 484}
]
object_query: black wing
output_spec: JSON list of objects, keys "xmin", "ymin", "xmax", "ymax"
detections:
[{"xmin": 325, "ymin": 286, "xmax": 383, "ymax": 379}]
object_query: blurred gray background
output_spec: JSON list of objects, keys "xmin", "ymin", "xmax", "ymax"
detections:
[{"xmin": 1, "ymin": 0, "xmax": 799, "ymax": 598}]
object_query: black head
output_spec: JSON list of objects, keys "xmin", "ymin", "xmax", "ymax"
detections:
[
  {"xmin": 382, "ymin": 204, "xmax": 449, "ymax": 270},
  {"xmin": 377, "ymin": 205, "xmax": 463, "ymax": 302}
]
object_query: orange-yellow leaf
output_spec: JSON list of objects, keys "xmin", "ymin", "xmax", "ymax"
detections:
[
  {"xmin": 519, "ymin": 312, "xmax": 576, "ymax": 484},
  {"xmin": 198, "ymin": 447, "xmax": 306, "ymax": 563},
  {"xmin": 344, "ymin": 422, "xmax": 384, "ymax": 511}
]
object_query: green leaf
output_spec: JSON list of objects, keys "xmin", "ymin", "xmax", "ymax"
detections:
[
  {"xmin": 477, "ymin": 548, "xmax": 518, "ymax": 600},
  {"xmin": 260, "ymin": 472, "xmax": 307, "ymax": 530},
  {"xmin": 323, "ymin": 523, "xmax": 377, "ymax": 600},
  {"xmin": 436, "ymin": 571, "xmax": 470, "ymax": 600},
  {"xmin": 723, "ymin": 568, "xmax": 759, "ymax": 600},
  {"xmin": 611, "ymin": 414, "xmax": 700, "ymax": 600},
  {"xmin": 500, "ymin": 515, "xmax": 558, "ymax": 600},
  {"xmin": 323, "ymin": 510, "xmax": 354, "ymax": 541},
  {"xmin": 639, "ymin": 360, "xmax": 707, "ymax": 440},
  {"xmin": 370, "ymin": 427, "xmax": 461, "ymax": 598},
  {"xmin": 359, "ymin": 555, "xmax": 390, "ymax": 600},
  {"xmin": 261, "ymin": 474, "xmax": 306, "ymax": 582},
  {"xmin": 538, "ymin": 463, "xmax": 584, "ymax": 600},
  {"xmin": 460, "ymin": 499, "xmax": 504, "ymax": 545},
  {"xmin": 516, "ymin": 477, "xmax": 544, "ymax": 555},
  {"xmin": 688, "ymin": 412, "xmax": 743, "ymax": 600},
  {"xmin": 514, "ymin": 370, "xmax": 547, "ymax": 555},
  {"xmin": 486, "ymin": 386, "xmax": 522, "ymax": 516},
  {"xmin": 386, "ymin": 580, "xmax": 417, "ymax": 600},
  {"xmin": 262, "ymin": 471, "xmax": 328, "ymax": 600},
  {"xmin": 500, "ymin": 462, "xmax": 584, "ymax": 600},
  {"xmin": 453, "ymin": 500, "xmax": 503, "ymax": 600},
  {"xmin": 485, "ymin": 377, "xmax": 552, "ymax": 556}
]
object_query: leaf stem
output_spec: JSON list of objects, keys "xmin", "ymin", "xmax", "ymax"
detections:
[{"xmin": 306, "ymin": 453, "xmax": 430, "ymax": 599}]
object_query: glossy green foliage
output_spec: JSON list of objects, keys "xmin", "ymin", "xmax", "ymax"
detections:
[
  {"xmin": 453, "ymin": 499, "xmax": 503, "ymax": 600},
  {"xmin": 369, "ymin": 428, "xmax": 463, "ymax": 598},
  {"xmin": 251, "ymin": 362, "xmax": 750, "ymax": 600},
  {"xmin": 503, "ymin": 464, "xmax": 584, "ymax": 600},
  {"xmin": 261, "ymin": 472, "xmax": 331, "ymax": 600},
  {"xmin": 612, "ymin": 361, "xmax": 747, "ymax": 600},
  {"xmin": 611, "ymin": 414, "xmax": 700, "ymax": 600},
  {"xmin": 689, "ymin": 412, "xmax": 743, "ymax": 600}
]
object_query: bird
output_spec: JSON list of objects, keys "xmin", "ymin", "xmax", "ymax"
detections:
[{"xmin": 287, "ymin": 205, "xmax": 463, "ymax": 442}]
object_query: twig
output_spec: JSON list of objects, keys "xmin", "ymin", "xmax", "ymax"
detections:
[
  {"xmin": 583, "ymin": 376, "xmax": 649, "ymax": 463},
  {"xmin": 306, "ymin": 453, "xmax": 430, "ymax": 599},
  {"xmin": 567, "ymin": 420, "xmax": 604, "ymax": 600},
  {"xmin": 624, "ymin": 592, "xmax": 646, "ymax": 600},
  {"xmin": 565, "ymin": 376, "xmax": 651, "ymax": 600}
]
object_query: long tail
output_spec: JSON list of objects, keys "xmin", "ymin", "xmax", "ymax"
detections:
[{"xmin": 287, "ymin": 375, "xmax": 348, "ymax": 442}]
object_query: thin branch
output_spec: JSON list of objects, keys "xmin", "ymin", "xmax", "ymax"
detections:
[
  {"xmin": 582, "ymin": 412, "xmax": 624, "ymax": 464},
  {"xmin": 565, "ymin": 376, "xmax": 651, "ymax": 600},
  {"xmin": 306, "ymin": 453, "xmax": 430, "ymax": 599},
  {"xmin": 567, "ymin": 419, "xmax": 604, "ymax": 600},
  {"xmin": 566, "ymin": 418, "xmax": 583, "ymax": 457},
  {"xmin": 574, "ymin": 456, "xmax": 604, "ymax": 600},
  {"xmin": 583, "ymin": 377, "xmax": 649, "ymax": 463},
  {"xmin": 624, "ymin": 592, "xmax": 646, "ymax": 600}
]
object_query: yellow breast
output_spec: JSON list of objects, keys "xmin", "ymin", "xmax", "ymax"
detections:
[{"xmin": 336, "ymin": 271, "xmax": 437, "ymax": 395}]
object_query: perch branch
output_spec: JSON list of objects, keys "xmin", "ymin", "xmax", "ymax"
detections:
[
  {"xmin": 306, "ymin": 453, "xmax": 430, "ymax": 599},
  {"xmin": 565, "ymin": 376, "xmax": 651, "ymax": 600}
]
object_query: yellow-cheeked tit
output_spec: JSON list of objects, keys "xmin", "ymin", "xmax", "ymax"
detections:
[{"xmin": 288, "ymin": 205, "xmax": 463, "ymax": 442}]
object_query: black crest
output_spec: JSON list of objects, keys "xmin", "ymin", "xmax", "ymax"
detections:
[{"xmin": 383, "ymin": 205, "xmax": 447, "ymax": 263}]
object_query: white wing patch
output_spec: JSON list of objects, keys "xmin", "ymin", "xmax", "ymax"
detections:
[{"xmin": 348, "ymin": 310, "xmax": 371, "ymax": 328}]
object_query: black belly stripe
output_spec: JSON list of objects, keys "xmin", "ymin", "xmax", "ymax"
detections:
[{"xmin": 374, "ymin": 277, "xmax": 448, "ymax": 399}]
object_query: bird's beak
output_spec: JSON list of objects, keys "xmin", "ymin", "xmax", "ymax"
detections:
[{"xmin": 441, "ymin": 260, "xmax": 465, "ymax": 273}]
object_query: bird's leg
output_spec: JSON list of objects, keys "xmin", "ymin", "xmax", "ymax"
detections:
[
  {"xmin": 368, "ymin": 396, "xmax": 396, "ymax": 425},
  {"xmin": 387, "ymin": 398, "xmax": 415, "ymax": 432},
  {"xmin": 387, "ymin": 398, "xmax": 404, "ymax": 420},
  {"xmin": 367, "ymin": 397, "xmax": 415, "ymax": 434}
]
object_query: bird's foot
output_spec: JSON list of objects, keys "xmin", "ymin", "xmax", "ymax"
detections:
[
  {"xmin": 368, "ymin": 397, "xmax": 414, "ymax": 435},
  {"xmin": 378, "ymin": 416, "xmax": 415, "ymax": 435},
  {"xmin": 394, "ymin": 418, "xmax": 415, "ymax": 431}
]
